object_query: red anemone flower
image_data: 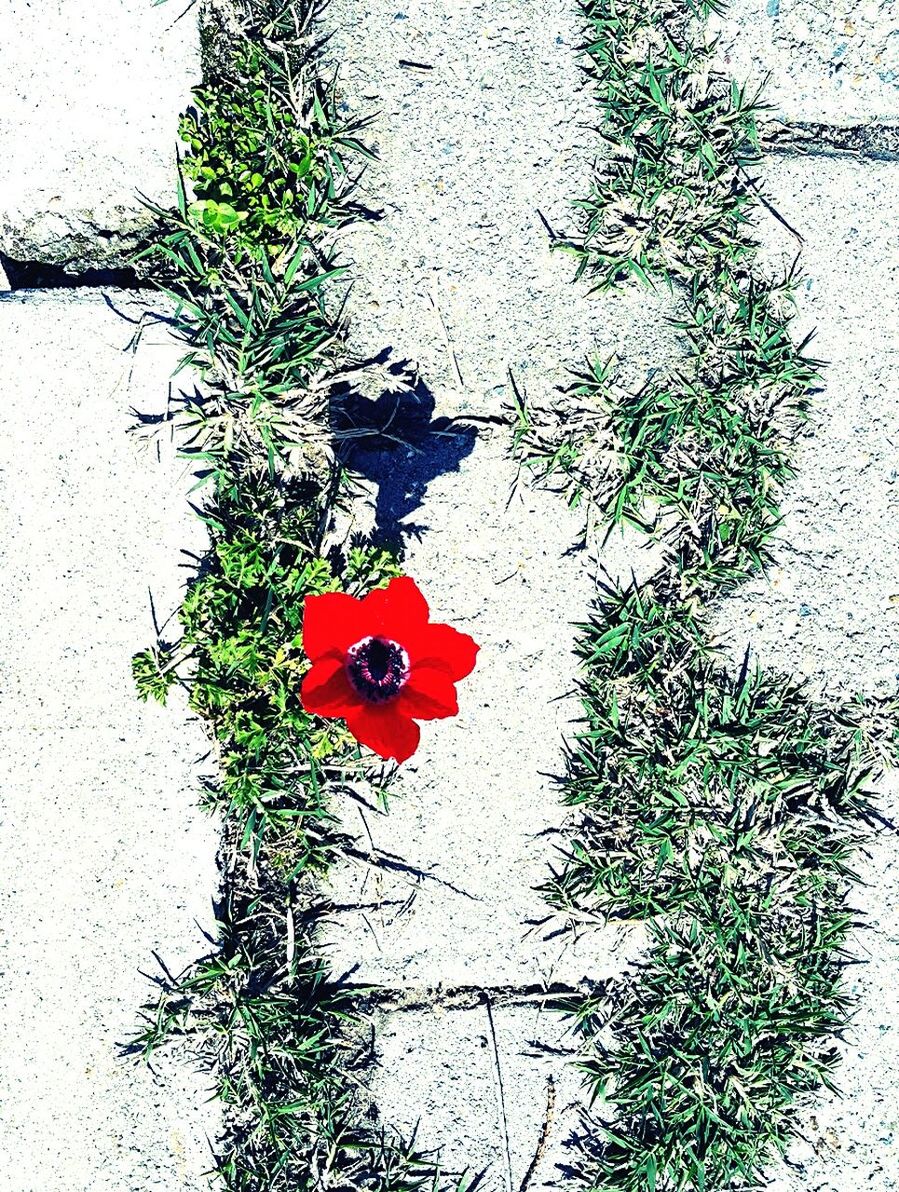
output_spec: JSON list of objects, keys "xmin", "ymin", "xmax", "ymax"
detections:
[{"xmin": 300, "ymin": 576, "xmax": 479, "ymax": 764}]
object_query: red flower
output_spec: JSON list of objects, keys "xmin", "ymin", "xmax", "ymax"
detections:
[{"xmin": 300, "ymin": 576, "xmax": 479, "ymax": 764}]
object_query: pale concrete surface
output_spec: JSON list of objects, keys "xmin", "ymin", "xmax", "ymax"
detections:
[
  {"xmin": 0, "ymin": 0, "xmax": 200, "ymax": 272},
  {"xmin": 327, "ymin": 0, "xmax": 681, "ymax": 415},
  {"xmin": 324, "ymin": 433, "xmax": 652, "ymax": 989},
  {"xmin": 370, "ymin": 1001, "xmax": 585, "ymax": 1192},
  {"xmin": 720, "ymin": 158, "xmax": 899, "ymax": 700},
  {"xmin": 711, "ymin": 156, "xmax": 899, "ymax": 1190},
  {"xmin": 714, "ymin": 0, "xmax": 899, "ymax": 126},
  {"xmin": 0, "ymin": 291, "xmax": 219, "ymax": 1191},
  {"xmin": 322, "ymin": 0, "xmax": 669, "ymax": 989}
]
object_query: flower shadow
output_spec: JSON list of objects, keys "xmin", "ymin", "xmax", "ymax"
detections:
[{"xmin": 331, "ymin": 350, "xmax": 478, "ymax": 554}]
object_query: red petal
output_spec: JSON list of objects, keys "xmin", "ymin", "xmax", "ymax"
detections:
[
  {"xmin": 344, "ymin": 704, "xmax": 421, "ymax": 763},
  {"xmin": 398, "ymin": 666, "xmax": 459, "ymax": 720},
  {"xmin": 300, "ymin": 658, "xmax": 361, "ymax": 717},
  {"xmin": 361, "ymin": 576, "xmax": 430, "ymax": 639},
  {"xmin": 410, "ymin": 623, "xmax": 479, "ymax": 681},
  {"xmin": 302, "ymin": 592, "xmax": 368, "ymax": 660}
]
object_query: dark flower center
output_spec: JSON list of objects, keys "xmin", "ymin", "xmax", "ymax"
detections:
[{"xmin": 345, "ymin": 635, "xmax": 410, "ymax": 703}]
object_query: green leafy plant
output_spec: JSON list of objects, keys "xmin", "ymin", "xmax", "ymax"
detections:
[
  {"xmin": 179, "ymin": 22, "xmax": 372, "ymax": 258},
  {"xmin": 134, "ymin": 475, "xmax": 402, "ymax": 849}
]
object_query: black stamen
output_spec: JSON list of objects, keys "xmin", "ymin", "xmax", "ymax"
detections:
[
  {"xmin": 346, "ymin": 636, "xmax": 410, "ymax": 703},
  {"xmin": 365, "ymin": 638, "xmax": 392, "ymax": 682}
]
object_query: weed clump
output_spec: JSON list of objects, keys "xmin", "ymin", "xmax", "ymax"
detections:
[
  {"xmin": 515, "ymin": 1, "xmax": 899, "ymax": 1188},
  {"xmin": 130, "ymin": 2, "xmax": 446, "ymax": 1188}
]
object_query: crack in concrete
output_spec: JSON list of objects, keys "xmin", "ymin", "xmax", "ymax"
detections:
[
  {"xmin": 0, "ymin": 253, "xmax": 147, "ymax": 292},
  {"xmin": 348, "ymin": 978, "xmax": 613, "ymax": 1013},
  {"xmin": 0, "ymin": 214, "xmax": 153, "ymax": 280},
  {"xmin": 761, "ymin": 119, "xmax": 899, "ymax": 159}
]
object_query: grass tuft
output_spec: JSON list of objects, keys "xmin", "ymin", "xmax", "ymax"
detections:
[
  {"xmin": 129, "ymin": 2, "xmax": 454, "ymax": 1187},
  {"xmin": 513, "ymin": 0, "xmax": 899, "ymax": 1188}
]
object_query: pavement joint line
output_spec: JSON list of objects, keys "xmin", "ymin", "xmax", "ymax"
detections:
[
  {"xmin": 484, "ymin": 994, "xmax": 515, "ymax": 1192},
  {"xmin": 761, "ymin": 120, "xmax": 899, "ymax": 160},
  {"xmin": 352, "ymin": 979, "xmax": 612, "ymax": 1014}
]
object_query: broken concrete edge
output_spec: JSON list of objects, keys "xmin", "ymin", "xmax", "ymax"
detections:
[
  {"xmin": 350, "ymin": 977, "xmax": 613, "ymax": 1013},
  {"xmin": 0, "ymin": 224, "xmax": 156, "ymax": 282},
  {"xmin": 0, "ymin": 0, "xmax": 202, "ymax": 276}
]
